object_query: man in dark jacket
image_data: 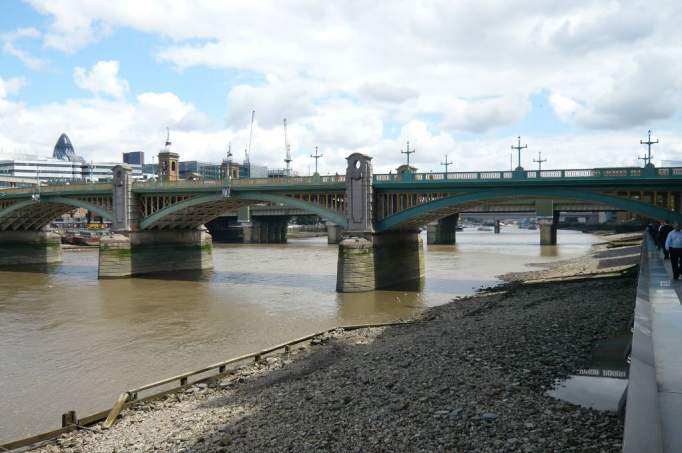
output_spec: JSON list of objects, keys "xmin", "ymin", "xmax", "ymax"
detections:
[{"xmin": 659, "ymin": 220, "xmax": 673, "ymax": 259}]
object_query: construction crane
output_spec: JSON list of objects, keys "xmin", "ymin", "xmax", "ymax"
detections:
[{"xmin": 283, "ymin": 118, "xmax": 292, "ymax": 176}]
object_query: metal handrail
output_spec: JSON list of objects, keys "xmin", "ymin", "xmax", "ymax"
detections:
[{"xmin": 373, "ymin": 166, "xmax": 682, "ymax": 182}]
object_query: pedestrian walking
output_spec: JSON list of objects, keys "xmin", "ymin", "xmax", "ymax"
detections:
[
  {"xmin": 658, "ymin": 220, "xmax": 673, "ymax": 259},
  {"xmin": 665, "ymin": 222, "xmax": 682, "ymax": 280}
]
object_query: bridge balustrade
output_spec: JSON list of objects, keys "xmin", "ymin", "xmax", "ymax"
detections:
[{"xmin": 372, "ymin": 166, "xmax": 682, "ymax": 183}]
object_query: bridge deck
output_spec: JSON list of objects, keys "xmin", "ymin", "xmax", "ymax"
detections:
[{"xmin": 624, "ymin": 236, "xmax": 682, "ymax": 452}]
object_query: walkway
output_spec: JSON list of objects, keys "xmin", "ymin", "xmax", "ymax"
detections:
[{"xmin": 624, "ymin": 236, "xmax": 682, "ymax": 452}]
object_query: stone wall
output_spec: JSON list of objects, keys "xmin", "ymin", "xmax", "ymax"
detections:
[{"xmin": 0, "ymin": 230, "xmax": 62, "ymax": 266}]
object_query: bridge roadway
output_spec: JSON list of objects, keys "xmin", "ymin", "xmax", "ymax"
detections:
[{"xmin": 1, "ymin": 153, "xmax": 682, "ymax": 289}]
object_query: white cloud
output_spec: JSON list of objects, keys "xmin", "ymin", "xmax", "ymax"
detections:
[
  {"xmin": 6, "ymin": 0, "xmax": 682, "ymax": 173},
  {"xmin": 550, "ymin": 52, "xmax": 682, "ymax": 129},
  {"xmin": 1, "ymin": 27, "xmax": 46, "ymax": 69},
  {"xmin": 358, "ymin": 83, "xmax": 419, "ymax": 104},
  {"xmin": 549, "ymin": 93, "xmax": 581, "ymax": 122},
  {"xmin": 29, "ymin": 0, "xmax": 682, "ymax": 132},
  {"xmin": 0, "ymin": 77, "xmax": 27, "ymax": 98},
  {"xmin": 441, "ymin": 96, "xmax": 530, "ymax": 133},
  {"xmin": 73, "ymin": 60, "xmax": 129, "ymax": 98},
  {"xmin": 226, "ymin": 77, "xmax": 321, "ymax": 129}
]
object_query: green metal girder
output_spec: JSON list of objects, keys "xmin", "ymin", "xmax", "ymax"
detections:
[
  {"xmin": 0, "ymin": 196, "xmax": 114, "ymax": 223},
  {"xmin": 139, "ymin": 192, "xmax": 348, "ymax": 230},
  {"xmin": 376, "ymin": 188, "xmax": 682, "ymax": 231}
]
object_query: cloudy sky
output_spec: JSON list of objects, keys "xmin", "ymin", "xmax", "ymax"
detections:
[{"xmin": 1, "ymin": 0, "xmax": 681, "ymax": 174}]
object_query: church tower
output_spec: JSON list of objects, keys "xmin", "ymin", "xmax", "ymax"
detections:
[{"xmin": 158, "ymin": 128, "xmax": 179, "ymax": 182}]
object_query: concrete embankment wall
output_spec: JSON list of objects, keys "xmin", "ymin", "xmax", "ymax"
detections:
[
  {"xmin": 623, "ymin": 236, "xmax": 682, "ymax": 453},
  {"xmin": 0, "ymin": 230, "xmax": 62, "ymax": 266},
  {"xmin": 99, "ymin": 230, "xmax": 213, "ymax": 278}
]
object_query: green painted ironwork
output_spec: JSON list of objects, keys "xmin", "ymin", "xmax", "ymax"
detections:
[
  {"xmin": 0, "ymin": 196, "xmax": 114, "ymax": 224},
  {"xmin": 376, "ymin": 188, "xmax": 682, "ymax": 231},
  {"xmin": 373, "ymin": 166, "xmax": 682, "ymax": 184},
  {"xmin": 139, "ymin": 192, "xmax": 348, "ymax": 230}
]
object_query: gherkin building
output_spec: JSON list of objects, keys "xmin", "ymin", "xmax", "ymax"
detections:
[{"xmin": 53, "ymin": 133, "xmax": 77, "ymax": 161}]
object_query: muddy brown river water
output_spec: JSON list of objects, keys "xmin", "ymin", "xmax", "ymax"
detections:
[{"xmin": 0, "ymin": 227, "xmax": 597, "ymax": 442}]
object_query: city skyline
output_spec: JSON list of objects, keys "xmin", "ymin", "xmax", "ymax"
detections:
[{"xmin": 1, "ymin": 1, "xmax": 682, "ymax": 174}]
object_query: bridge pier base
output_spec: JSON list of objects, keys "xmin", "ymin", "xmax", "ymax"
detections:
[
  {"xmin": 538, "ymin": 219, "xmax": 558, "ymax": 245},
  {"xmin": 426, "ymin": 214, "xmax": 458, "ymax": 244},
  {"xmin": 336, "ymin": 230, "xmax": 425, "ymax": 292},
  {"xmin": 0, "ymin": 230, "xmax": 62, "ymax": 267},
  {"xmin": 242, "ymin": 217, "xmax": 288, "ymax": 244},
  {"xmin": 98, "ymin": 229, "xmax": 213, "ymax": 278},
  {"xmin": 326, "ymin": 222, "xmax": 342, "ymax": 244}
]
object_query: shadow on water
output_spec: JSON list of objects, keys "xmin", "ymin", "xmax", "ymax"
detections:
[
  {"xmin": 0, "ymin": 263, "xmax": 55, "ymax": 274},
  {"xmin": 547, "ymin": 331, "xmax": 631, "ymax": 412},
  {"xmin": 134, "ymin": 269, "xmax": 215, "ymax": 282}
]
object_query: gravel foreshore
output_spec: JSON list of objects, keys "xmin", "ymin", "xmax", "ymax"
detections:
[{"xmin": 35, "ymin": 237, "xmax": 638, "ymax": 453}]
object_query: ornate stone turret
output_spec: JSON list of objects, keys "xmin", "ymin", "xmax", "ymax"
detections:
[{"xmin": 158, "ymin": 129, "xmax": 179, "ymax": 182}]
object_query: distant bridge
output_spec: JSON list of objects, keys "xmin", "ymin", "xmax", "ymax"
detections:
[{"xmin": 1, "ymin": 155, "xmax": 681, "ymax": 290}]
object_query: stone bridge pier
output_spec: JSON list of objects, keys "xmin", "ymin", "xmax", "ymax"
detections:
[
  {"xmin": 242, "ymin": 215, "xmax": 288, "ymax": 244},
  {"xmin": 336, "ymin": 154, "xmax": 424, "ymax": 292},
  {"xmin": 426, "ymin": 213, "xmax": 459, "ymax": 245},
  {"xmin": 0, "ymin": 229, "xmax": 62, "ymax": 267},
  {"xmin": 98, "ymin": 165, "xmax": 213, "ymax": 278},
  {"xmin": 537, "ymin": 200, "xmax": 559, "ymax": 246}
]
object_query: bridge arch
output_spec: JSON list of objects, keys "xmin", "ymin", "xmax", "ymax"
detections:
[
  {"xmin": 139, "ymin": 192, "xmax": 348, "ymax": 230},
  {"xmin": 375, "ymin": 188, "xmax": 682, "ymax": 231},
  {"xmin": 0, "ymin": 196, "xmax": 114, "ymax": 231}
]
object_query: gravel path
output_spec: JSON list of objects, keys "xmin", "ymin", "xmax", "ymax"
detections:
[{"xmin": 35, "ymin": 242, "xmax": 637, "ymax": 453}]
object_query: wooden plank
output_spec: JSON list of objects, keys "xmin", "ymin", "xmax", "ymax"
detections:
[{"xmin": 102, "ymin": 392, "xmax": 129, "ymax": 429}]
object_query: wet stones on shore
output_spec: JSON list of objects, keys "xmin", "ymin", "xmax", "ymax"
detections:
[{"xmin": 35, "ymin": 267, "xmax": 635, "ymax": 453}]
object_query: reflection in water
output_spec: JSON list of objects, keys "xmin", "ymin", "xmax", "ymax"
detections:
[
  {"xmin": 0, "ymin": 227, "xmax": 596, "ymax": 442},
  {"xmin": 548, "ymin": 332, "xmax": 630, "ymax": 412},
  {"xmin": 540, "ymin": 245, "xmax": 560, "ymax": 257}
]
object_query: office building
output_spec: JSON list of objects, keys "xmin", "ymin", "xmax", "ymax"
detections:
[
  {"xmin": 179, "ymin": 161, "xmax": 222, "ymax": 180},
  {"xmin": 0, "ymin": 133, "xmax": 142, "ymax": 183},
  {"xmin": 123, "ymin": 151, "xmax": 145, "ymax": 167}
]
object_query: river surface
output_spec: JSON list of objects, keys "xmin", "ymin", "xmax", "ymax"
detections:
[{"xmin": 0, "ymin": 227, "xmax": 597, "ymax": 442}]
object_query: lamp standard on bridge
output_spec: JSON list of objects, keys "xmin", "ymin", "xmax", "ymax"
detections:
[
  {"xmin": 401, "ymin": 141, "xmax": 415, "ymax": 166},
  {"xmin": 311, "ymin": 146, "xmax": 323, "ymax": 175},
  {"xmin": 533, "ymin": 151, "xmax": 547, "ymax": 171},
  {"xmin": 511, "ymin": 136, "xmax": 527, "ymax": 171},
  {"xmin": 440, "ymin": 155, "xmax": 452, "ymax": 179},
  {"xmin": 639, "ymin": 129, "xmax": 658, "ymax": 167}
]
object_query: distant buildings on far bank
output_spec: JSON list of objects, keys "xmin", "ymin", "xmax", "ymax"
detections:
[
  {"xmin": 1, "ymin": 132, "xmax": 301, "ymax": 186},
  {"xmin": 0, "ymin": 133, "xmax": 142, "ymax": 185}
]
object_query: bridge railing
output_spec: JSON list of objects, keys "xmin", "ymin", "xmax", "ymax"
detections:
[
  {"xmin": 132, "ymin": 174, "xmax": 347, "ymax": 189},
  {"xmin": 374, "ymin": 166, "xmax": 682, "ymax": 182},
  {"xmin": 0, "ymin": 182, "xmax": 112, "ymax": 195}
]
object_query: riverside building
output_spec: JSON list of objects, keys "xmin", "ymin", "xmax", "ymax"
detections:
[{"xmin": 0, "ymin": 133, "xmax": 142, "ymax": 184}]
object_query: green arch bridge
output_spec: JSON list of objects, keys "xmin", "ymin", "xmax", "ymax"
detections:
[{"xmin": 1, "ymin": 154, "xmax": 680, "ymax": 291}]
